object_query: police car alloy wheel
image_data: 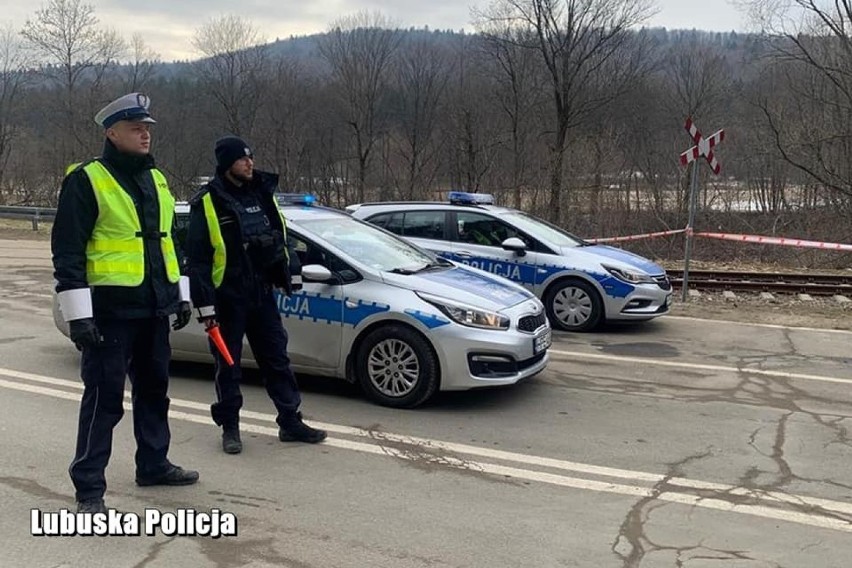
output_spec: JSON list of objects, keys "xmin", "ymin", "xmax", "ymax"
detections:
[
  {"xmin": 545, "ymin": 278, "xmax": 603, "ymax": 332},
  {"xmin": 355, "ymin": 324, "xmax": 439, "ymax": 408}
]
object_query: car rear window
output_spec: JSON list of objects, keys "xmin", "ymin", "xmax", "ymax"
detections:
[
  {"xmin": 401, "ymin": 211, "xmax": 446, "ymax": 240},
  {"xmin": 368, "ymin": 210, "xmax": 447, "ymax": 241}
]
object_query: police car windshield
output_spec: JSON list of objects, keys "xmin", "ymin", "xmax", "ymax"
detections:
[
  {"xmin": 297, "ymin": 217, "xmax": 438, "ymax": 272},
  {"xmin": 502, "ymin": 212, "xmax": 586, "ymax": 248}
]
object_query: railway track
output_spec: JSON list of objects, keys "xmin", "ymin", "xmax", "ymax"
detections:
[{"xmin": 665, "ymin": 270, "xmax": 852, "ymax": 296}]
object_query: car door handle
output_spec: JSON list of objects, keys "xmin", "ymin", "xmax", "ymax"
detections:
[{"xmin": 455, "ymin": 251, "xmax": 472, "ymax": 259}]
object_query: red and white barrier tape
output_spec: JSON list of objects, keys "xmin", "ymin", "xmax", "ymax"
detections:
[
  {"xmin": 585, "ymin": 229, "xmax": 687, "ymax": 244},
  {"xmin": 585, "ymin": 227, "xmax": 852, "ymax": 251},
  {"xmin": 695, "ymin": 232, "xmax": 852, "ymax": 251}
]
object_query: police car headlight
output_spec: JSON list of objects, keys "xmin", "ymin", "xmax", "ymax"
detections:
[
  {"xmin": 416, "ymin": 292, "xmax": 510, "ymax": 330},
  {"xmin": 603, "ymin": 265, "xmax": 655, "ymax": 284}
]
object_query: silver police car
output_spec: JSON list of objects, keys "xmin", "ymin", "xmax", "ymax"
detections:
[
  {"xmin": 347, "ymin": 192, "xmax": 672, "ymax": 332},
  {"xmin": 54, "ymin": 195, "xmax": 551, "ymax": 408}
]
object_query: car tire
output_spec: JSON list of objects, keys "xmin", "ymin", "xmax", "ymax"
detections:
[
  {"xmin": 355, "ymin": 324, "xmax": 440, "ymax": 408},
  {"xmin": 544, "ymin": 278, "xmax": 603, "ymax": 332}
]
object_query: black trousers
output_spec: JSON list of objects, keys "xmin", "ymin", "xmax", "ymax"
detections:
[
  {"xmin": 69, "ymin": 317, "xmax": 172, "ymax": 501},
  {"xmin": 210, "ymin": 289, "xmax": 302, "ymax": 429}
]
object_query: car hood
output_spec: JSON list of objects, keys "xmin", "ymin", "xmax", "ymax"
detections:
[
  {"xmin": 562, "ymin": 244, "xmax": 664, "ymax": 275},
  {"xmin": 381, "ymin": 265, "xmax": 534, "ymax": 311}
]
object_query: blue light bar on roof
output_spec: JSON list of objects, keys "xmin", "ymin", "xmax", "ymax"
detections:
[
  {"xmin": 276, "ymin": 193, "xmax": 316, "ymax": 206},
  {"xmin": 448, "ymin": 191, "xmax": 494, "ymax": 205}
]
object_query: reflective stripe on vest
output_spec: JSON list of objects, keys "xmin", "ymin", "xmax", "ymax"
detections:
[
  {"xmin": 277, "ymin": 208, "xmax": 290, "ymax": 263},
  {"xmin": 151, "ymin": 169, "xmax": 180, "ymax": 283},
  {"xmin": 201, "ymin": 193, "xmax": 226, "ymax": 288},
  {"xmin": 77, "ymin": 160, "xmax": 180, "ymax": 286},
  {"xmin": 201, "ymin": 192, "xmax": 289, "ymax": 288}
]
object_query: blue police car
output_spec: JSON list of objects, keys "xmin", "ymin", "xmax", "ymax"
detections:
[
  {"xmin": 56, "ymin": 195, "xmax": 551, "ymax": 408},
  {"xmin": 347, "ymin": 192, "xmax": 672, "ymax": 332}
]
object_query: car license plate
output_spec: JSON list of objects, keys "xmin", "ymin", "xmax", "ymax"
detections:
[
  {"xmin": 665, "ymin": 294, "xmax": 673, "ymax": 307},
  {"xmin": 534, "ymin": 329, "xmax": 552, "ymax": 354}
]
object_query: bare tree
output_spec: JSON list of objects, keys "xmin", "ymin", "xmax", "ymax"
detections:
[
  {"xmin": 317, "ymin": 12, "xmax": 402, "ymax": 202},
  {"xmin": 663, "ymin": 34, "xmax": 732, "ymax": 212},
  {"xmin": 192, "ymin": 15, "xmax": 268, "ymax": 137},
  {"xmin": 255, "ymin": 58, "xmax": 315, "ymax": 191},
  {"xmin": 621, "ymin": 74, "xmax": 675, "ymax": 215},
  {"xmin": 122, "ymin": 33, "xmax": 160, "ymax": 92},
  {"xmin": 444, "ymin": 35, "xmax": 503, "ymax": 194},
  {"xmin": 149, "ymin": 75, "xmax": 218, "ymax": 199},
  {"xmin": 20, "ymin": 0, "xmax": 125, "ymax": 152},
  {"xmin": 736, "ymin": 92, "xmax": 791, "ymax": 214},
  {"xmin": 84, "ymin": 27, "xmax": 126, "ymax": 115},
  {"xmin": 476, "ymin": 0, "xmax": 655, "ymax": 222},
  {"xmin": 743, "ymin": 0, "xmax": 852, "ymax": 200},
  {"xmin": 663, "ymin": 36, "xmax": 730, "ymax": 118},
  {"xmin": 479, "ymin": 16, "xmax": 547, "ymax": 209},
  {"xmin": 0, "ymin": 23, "xmax": 31, "ymax": 199},
  {"xmin": 386, "ymin": 34, "xmax": 451, "ymax": 200}
]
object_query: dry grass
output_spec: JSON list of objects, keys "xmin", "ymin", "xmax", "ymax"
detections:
[{"xmin": 0, "ymin": 219, "xmax": 52, "ymax": 241}]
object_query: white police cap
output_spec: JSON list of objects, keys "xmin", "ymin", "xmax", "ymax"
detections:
[{"xmin": 94, "ymin": 93, "xmax": 157, "ymax": 128}]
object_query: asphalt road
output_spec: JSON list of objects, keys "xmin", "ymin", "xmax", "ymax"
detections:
[{"xmin": 1, "ymin": 239, "xmax": 851, "ymax": 568}]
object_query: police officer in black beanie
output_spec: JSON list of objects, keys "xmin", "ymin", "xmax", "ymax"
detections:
[{"xmin": 185, "ymin": 136, "xmax": 326, "ymax": 454}]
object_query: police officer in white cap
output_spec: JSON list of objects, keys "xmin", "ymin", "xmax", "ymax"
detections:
[{"xmin": 52, "ymin": 93, "xmax": 199, "ymax": 513}]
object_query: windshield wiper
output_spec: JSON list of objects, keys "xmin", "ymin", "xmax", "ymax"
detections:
[{"xmin": 388, "ymin": 261, "xmax": 448, "ymax": 275}]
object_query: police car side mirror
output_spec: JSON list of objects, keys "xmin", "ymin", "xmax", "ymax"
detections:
[
  {"xmin": 301, "ymin": 264, "xmax": 335, "ymax": 283},
  {"xmin": 502, "ymin": 237, "xmax": 527, "ymax": 256}
]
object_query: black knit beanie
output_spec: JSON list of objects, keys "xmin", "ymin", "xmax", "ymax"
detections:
[{"xmin": 215, "ymin": 136, "xmax": 252, "ymax": 173}]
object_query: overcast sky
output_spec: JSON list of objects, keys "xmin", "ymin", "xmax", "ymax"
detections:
[{"xmin": 5, "ymin": 0, "xmax": 750, "ymax": 62}]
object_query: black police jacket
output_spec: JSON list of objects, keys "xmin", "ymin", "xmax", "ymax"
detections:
[
  {"xmin": 185, "ymin": 170, "xmax": 301, "ymax": 312},
  {"xmin": 51, "ymin": 140, "xmax": 181, "ymax": 320}
]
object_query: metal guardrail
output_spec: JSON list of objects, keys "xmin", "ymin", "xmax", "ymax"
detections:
[
  {"xmin": 0, "ymin": 205, "xmax": 57, "ymax": 230},
  {"xmin": 0, "ymin": 205, "xmax": 57, "ymax": 219}
]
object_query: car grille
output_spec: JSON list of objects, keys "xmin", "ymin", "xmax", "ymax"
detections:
[
  {"xmin": 518, "ymin": 312, "xmax": 546, "ymax": 333},
  {"xmin": 467, "ymin": 352, "xmax": 547, "ymax": 378},
  {"xmin": 653, "ymin": 275, "xmax": 671, "ymax": 291}
]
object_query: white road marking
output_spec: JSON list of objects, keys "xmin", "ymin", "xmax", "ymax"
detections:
[
  {"xmin": 666, "ymin": 315, "xmax": 852, "ymax": 335},
  {"xmin": 548, "ymin": 350, "xmax": 852, "ymax": 386},
  {"xmin": 2, "ymin": 368, "xmax": 852, "ymax": 534}
]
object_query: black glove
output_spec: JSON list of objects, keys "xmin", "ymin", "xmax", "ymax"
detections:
[
  {"xmin": 199, "ymin": 316, "xmax": 217, "ymax": 330},
  {"xmin": 172, "ymin": 301, "xmax": 192, "ymax": 331},
  {"xmin": 268, "ymin": 260, "xmax": 292, "ymax": 293},
  {"xmin": 69, "ymin": 318, "xmax": 101, "ymax": 351}
]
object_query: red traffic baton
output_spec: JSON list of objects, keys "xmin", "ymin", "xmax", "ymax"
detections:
[{"xmin": 205, "ymin": 322, "xmax": 235, "ymax": 366}]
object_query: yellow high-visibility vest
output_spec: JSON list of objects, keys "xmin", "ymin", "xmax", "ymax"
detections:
[
  {"xmin": 201, "ymin": 192, "xmax": 289, "ymax": 288},
  {"xmin": 69, "ymin": 160, "xmax": 180, "ymax": 286}
]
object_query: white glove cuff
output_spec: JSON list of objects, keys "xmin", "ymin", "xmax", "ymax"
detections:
[
  {"xmin": 178, "ymin": 276, "xmax": 191, "ymax": 303},
  {"xmin": 58, "ymin": 288, "xmax": 93, "ymax": 322},
  {"xmin": 197, "ymin": 305, "xmax": 216, "ymax": 318}
]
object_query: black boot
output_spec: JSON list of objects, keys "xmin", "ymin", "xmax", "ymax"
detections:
[
  {"xmin": 76, "ymin": 498, "xmax": 107, "ymax": 514},
  {"xmin": 222, "ymin": 426, "xmax": 242, "ymax": 454},
  {"xmin": 278, "ymin": 412, "xmax": 327, "ymax": 444},
  {"xmin": 136, "ymin": 464, "xmax": 200, "ymax": 487}
]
